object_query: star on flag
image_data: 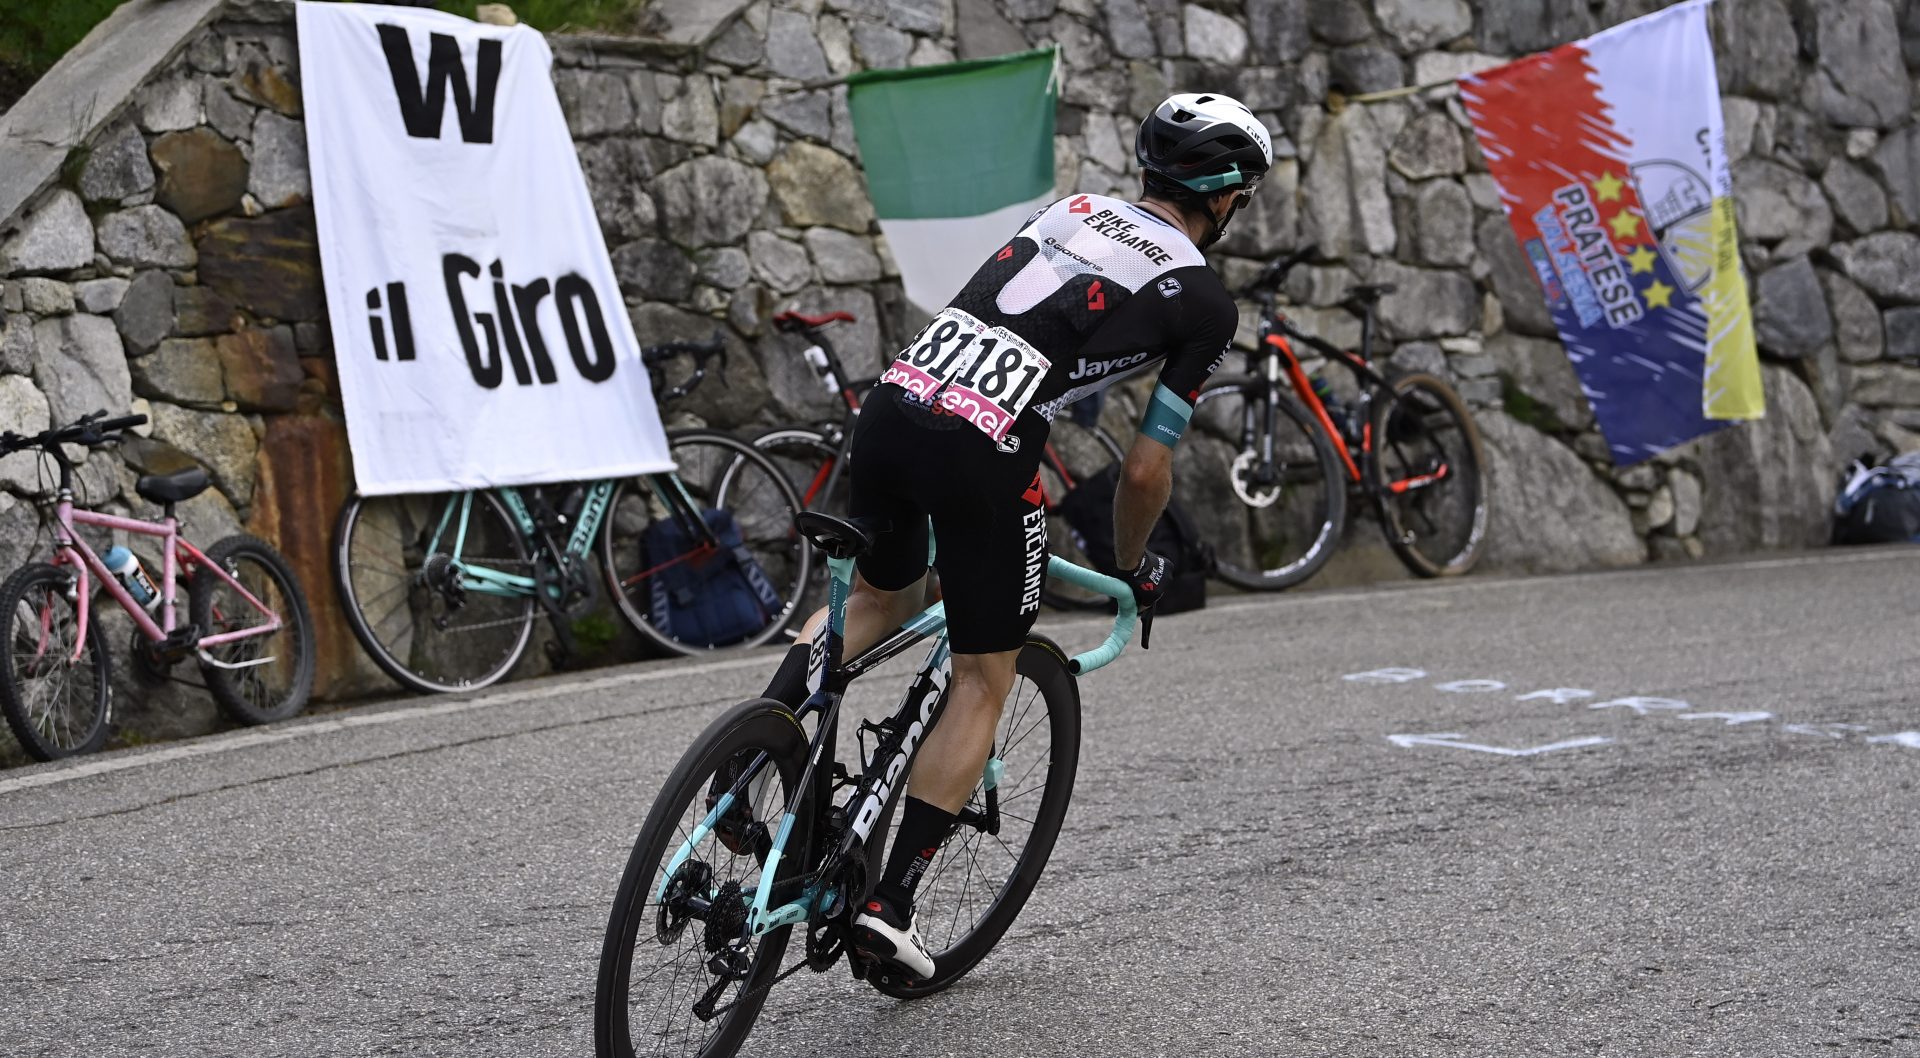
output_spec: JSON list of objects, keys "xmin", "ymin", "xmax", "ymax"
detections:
[
  {"xmin": 1626, "ymin": 245, "xmax": 1658, "ymax": 274},
  {"xmin": 1593, "ymin": 171, "xmax": 1625, "ymax": 202},
  {"xmin": 1609, "ymin": 210, "xmax": 1641, "ymax": 239},
  {"xmin": 1643, "ymin": 278, "xmax": 1675, "ymax": 310}
]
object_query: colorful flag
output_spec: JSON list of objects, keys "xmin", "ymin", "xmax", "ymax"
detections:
[
  {"xmin": 1462, "ymin": 0, "xmax": 1762, "ymax": 465},
  {"xmin": 847, "ymin": 47, "xmax": 1059, "ymax": 316}
]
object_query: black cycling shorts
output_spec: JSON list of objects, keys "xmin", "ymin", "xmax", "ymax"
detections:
[{"xmin": 848, "ymin": 385, "xmax": 1049, "ymax": 655}]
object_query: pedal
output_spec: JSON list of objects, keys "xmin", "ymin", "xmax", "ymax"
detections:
[{"xmin": 152, "ymin": 623, "xmax": 202, "ymax": 664}]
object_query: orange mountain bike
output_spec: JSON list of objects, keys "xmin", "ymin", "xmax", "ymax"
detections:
[{"xmin": 1175, "ymin": 245, "xmax": 1490, "ymax": 589}]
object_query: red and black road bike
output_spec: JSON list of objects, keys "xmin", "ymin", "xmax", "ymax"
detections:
[{"xmin": 1176, "ymin": 245, "xmax": 1490, "ymax": 589}]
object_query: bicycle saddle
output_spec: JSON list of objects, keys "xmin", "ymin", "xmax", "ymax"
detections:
[
  {"xmin": 773, "ymin": 310, "xmax": 856, "ymax": 331},
  {"xmin": 135, "ymin": 467, "xmax": 210, "ymax": 505},
  {"xmin": 1344, "ymin": 283, "xmax": 1398, "ymax": 304},
  {"xmin": 793, "ymin": 512, "xmax": 885, "ymax": 560}
]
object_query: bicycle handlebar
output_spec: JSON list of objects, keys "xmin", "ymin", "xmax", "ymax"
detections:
[
  {"xmin": 1045, "ymin": 556, "xmax": 1138, "ymax": 676},
  {"xmin": 0, "ymin": 411, "xmax": 147, "ymax": 456},
  {"xmin": 640, "ymin": 331, "xmax": 728, "ymax": 403},
  {"xmin": 1235, "ymin": 243, "xmax": 1320, "ymax": 301}
]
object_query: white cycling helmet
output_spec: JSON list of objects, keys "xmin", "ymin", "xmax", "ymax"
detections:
[{"xmin": 1135, "ymin": 93, "xmax": 1274, "ymax": 196}]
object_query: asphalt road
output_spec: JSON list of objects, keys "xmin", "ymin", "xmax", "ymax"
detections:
[{"xmin": 2, "ymin": 548, "xmax": 1916, "ymax": 1058}]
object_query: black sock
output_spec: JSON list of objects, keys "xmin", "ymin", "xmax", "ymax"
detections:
[
  {"xmin": 874, "ymin": 796, "xmax": 957, "ymax": 915},
  {"xmin": 761, "ymin": 643, "xmax": 811, "ymax": 708}
]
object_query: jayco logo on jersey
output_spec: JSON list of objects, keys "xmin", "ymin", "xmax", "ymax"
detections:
[
  {"xmin": 1067, "ymin": 350, "xmax": 1153, "ymax": 380},
  {"xmin": 1158, "ymin": 277, "xmax": 1182, "ymax": 298}
]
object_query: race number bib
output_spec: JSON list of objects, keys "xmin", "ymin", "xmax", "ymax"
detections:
[{"xmin": 880, "ymin": 308, "xmax": 1051, "ymax": 443}]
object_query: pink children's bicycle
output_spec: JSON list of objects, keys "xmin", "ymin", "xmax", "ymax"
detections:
[{"xmin": 0, "ymin": 410, "xmax": 314, "ymax": 761}]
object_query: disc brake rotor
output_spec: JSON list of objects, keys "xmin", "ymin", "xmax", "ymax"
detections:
[{"xmin": 1230, "ymin": 450, "xmax": 1283, "ymax": 508}]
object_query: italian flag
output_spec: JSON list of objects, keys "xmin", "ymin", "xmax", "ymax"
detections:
[{"xmin": 847, "ymin": 47, "xmax": 1059, "ymax": 316}]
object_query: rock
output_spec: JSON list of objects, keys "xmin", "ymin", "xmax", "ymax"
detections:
[
  {"xmin": 1822, "ymin": 270, "xmax": 1884, "ymax": 364},
  {"xmin": 1821, "ymin": 158, "xmax": 1890, "ymax": 236},
  {"xmin": 1217, "ymin": 159, "xmax": 1301, "ymax": 257},
  {"xmin": 708, "ymin": 17, "xmax": 764, "ymax": 68},
  {"xmin": 1870, "ymin": 124, "xmax": 1919, "ymax": 227},
  {"xmin": 1852, "ymin": 363, "xmax": 1920, "ymax": 405},
  {"xmin": 204, "ymin": 83, "xmax": 256, "ymax": 143},
  {"xmin": 1811, "ymin": 0, "xmax": 1911, "ymax": 128},
  {"xmin": 1105, "ymin": 0, "xmax": 1161, "ymax": 59},
  {"xmin": 852, "ymin": 22, "xmax": 913, "ymax": 68},
  {"xmin": 801, "ymin": 228, "xmax": 882, "ymax": 284},
  {"xmin": 1731, "ymin": 158, "xmax": 1833, "ymax": 259},
  {"xmin": 1886, "ymin": 307, "xmax": 1920, "ymax": 359},
  {"xmin": 1377, "ymin": 0, "xmax": 1470, "ymax": 51},
  {"xmin": 890, "ymin": 0, "xmax": 951, "ymax": 34},
  {"xmin": 1301, "ymin": 107, "xmax": 1395, "ymax": 258},
  {"xmin": 1412, "ymin": 50, "xmax": 1503, "ymax": 84},
  {"xmin": 1753, "ymin": 256, "xmax": 1834, "ymax": 359},
  {"xmin": 0, "ymin": 375, "xmax": 51, "ymax": 491},
  {"xmin": 1329, "ymin": 45, "xmax": 1404, "ymax": 94},
  {"xmin": 195, "ymin": 206, "xmax": 325, "ymax": 322},
  {"xmin": 761, "ymin": 91, "xmax": 832, "ymax": 143},
  {"xmin": 74, "ymin": 278, "xmax": 130, "ymax": 315},
  {"xmin": 554, "ymin": 70, "xmax": 634, "ymax": 140},
  {"xmin": 1769, "ymin": 106, "xmax": 1839, "ymax": 175},
  {"xmin": 1721, "ymin": 97, "xmax": 1761, "ymax": 163},
  {"xmin": 1081, "ymin": 112, "xmax": 1129, "ymax": 175},
  {"xmin": 137, "ymin": 78, "xmax": 201, "ymax": 132},
  {"xmin": 1476, "ymin": 0, "xmax": 1593, "ymax": 54},
  {"xmin": 1369, "ymin": 260, "xmax": 1477, "ymax": 340},
  {"xmin": 146, "ymin": 401, "xmax": 258, "ymax": 507},
  {"xmin": 1184, "ymin": 3, "xmax": 1249, "ymax": 63},
  {"xmin": 768, "ymin": 9, "xmax": 831, "ymax": 80},
  {"xmin": 247, "ymin": 111, "xmax": 310, "ymax": 209},
  {"xmin": 1, "ymin": 190, "xmax": 94, "ymax": 274},
  {"xmin": 575, "ymin": 139, "xmax": 661, "ymax": 243},
  {"xmin": 747, "ymin": 231, "xmax": 814, "ymax": 293},
  {"xmin": 20, "ymin": 278, "xmax": 73, "ymax": 316},
  {"xmin": 79, "ymin": 121, "xmax": 156, "ymax": 204},
  {"xmin": 1487, "ymin": 331, "xmax": 1592, "ymax": 430},
  {"xmin": 114, "ymin": 271, "xmax": 177, "ymax": 355},
  {"xmin": 1477, "ymin": 214, "xmax": 1555, "ymax": 337},
  {"xmin": 662, "ymin": 76, "xmax": 719, "ymax": 147},
  {"xmin": 232, "ymin": 58, "xmax": 301, "ymax": 117},
  {"xmin": 1832, "ymin": 232, "xmax": 1920, "ymax": 304},
  {"xmin": 1646, "ymin": 483, "xmax": 1675, "ymax": 529},
  {"xmin": 96, "ymin": 205, "xmax": 197, "ymax": 269},
  {"xmin": 1412, "ymin": 178, "xmax": 1473, "ymax": 266},
  {"xmin": 133, "ymin": 337, "xmax": 225, "ymax": 407},
  {"xmin": 697, "ymin": 248, "xmax": 752, "ymax": 290},
  {"xmin": 216, "ymin": 327, "xmax": 302, "ymax": 411},
  {"xmin": 1691, "ymin": 366, "xmax": 1833, "ymax": 551},
  {"xmin": 149, "ymin": 127, "xmax": 249, "ymax": 224},
  {"xmin": 767, "ymin": 143, "xmax": 874, "ymax": 233},
  {"xmin": 32, "ymin": 314, "xmax": 133, "ymax": 425},
  {"xmin": 1715, "ymin": 0, "xmax": 1797, "ymax": 99},
  {"xmin": 639, "ymin": 0, "xmax": 753, "ymax": 45},
  {"xmin": 1389, "ymin": 112, "xmax": 1464, "ymax": 180},
  {"xmin": 656, "ymin": 156, "xmax": 768, "ymax": 248},
  {"xmin": 959, "ymin": 0, "xmax": 1029, "ymax": 58},
  {"xmin": 731, "ymin": 119, "xmax": 780, "ymax": 165},
  {"xmin": 1827, "ymin": 403, "xmax": 1885, "ymax": 466},
  {"xmin": 611, "ymin": 238, "xmax": 695, "ymax": 301},
  {"xmin": 1474, "ymin": 411, "xmax": 1643, "ymax": 573},
  {"xmin": 630, "ymin": 304, "xmax": 769, "ymax": 429},
  {"xmin": 1246, "ymin": 0, "xmax": 1310, "ymax": 60},
  {"xmin": 1668, "ymin": 467, "xmax": 1702, "ymax": 536}
]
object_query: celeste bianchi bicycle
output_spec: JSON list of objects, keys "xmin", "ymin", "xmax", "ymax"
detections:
[{"xmin": 594, "ymin": 512, "xmax": 1138, "ymax": 1058}]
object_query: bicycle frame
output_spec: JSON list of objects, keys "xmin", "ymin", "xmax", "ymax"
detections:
[{"xmin": 47, "ymin": 498, "xmax": 280, "ymax": 664}]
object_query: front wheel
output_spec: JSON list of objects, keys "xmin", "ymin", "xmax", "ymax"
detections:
[
  {"xmin": 596, "ymin": 699, "xmax": 813, "ymax": 1058},
  {"xmin": 0, "ymin": 563, "xmax": 111, "ymax": 760},
  {"xmin": 1177, "ymin": 381, "xmax": 1347, "ymax": 591},
  {"xmin": 1369, "ymin": 372, "xmax": 1490, "ymax": 577},
  {"xmin": 191, "ymin": 535, "xmax": 315, "ymax": 724},
  {"xmin": 870, "ymin": 636, "xmax": 1082, "ymax": 997}
]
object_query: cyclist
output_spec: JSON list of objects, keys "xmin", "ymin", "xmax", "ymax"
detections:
[{"xmin": 757, "ymin": 93, "xmax": 1274, "ymax": 979}]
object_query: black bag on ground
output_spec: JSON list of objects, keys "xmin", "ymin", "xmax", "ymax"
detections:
[
  {"xmin": 1057, "ymin": 463, "xmax": 1211, "ymax": 614},
  {"xmin": 644, "ymin": 508, "xmax": 784, "ymax": 646},
  {"xmin": 1833, "ymin": 455, "xmax": 1920, "ymax": 544}
]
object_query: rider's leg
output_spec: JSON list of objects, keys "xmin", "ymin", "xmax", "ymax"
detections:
[{"xmin": 760, "ymin": 570, "xmax": 929, "ymax": 707}]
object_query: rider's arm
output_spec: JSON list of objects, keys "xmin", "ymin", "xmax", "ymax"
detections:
[{"xmin": 1113, "ymin": 435, "xmax": 1172, "ymax": 571}]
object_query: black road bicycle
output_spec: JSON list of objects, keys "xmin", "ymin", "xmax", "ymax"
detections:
[
  {"xmin": 1178, "ymin": 244, "xmax": 1491, "ymax": 589},
  {"xmin": 594, "ymin": 513, "xmax": 1138, "ymax": 1058}
]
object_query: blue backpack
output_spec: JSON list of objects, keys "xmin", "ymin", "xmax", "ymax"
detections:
[
  {"xmin": 1834, "ymin": 454, "xmax": 1920, "ymax": 545},
  {"xmin": 644, "ymin": 508, "xmax": 784, "ymax": 646}
]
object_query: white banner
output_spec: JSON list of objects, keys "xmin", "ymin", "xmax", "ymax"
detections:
[{"xmin": 298, "ymin": 2, "xmax": 671, "ymax": 495}]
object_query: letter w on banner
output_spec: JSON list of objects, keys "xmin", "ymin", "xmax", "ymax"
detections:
[
  {"xmin": 298, "ymin": 2, "xmax": 672, "ymax": 494},
  {"xmin": 1460, "ymin": 0, "xmax": 1764, "ymax": 466}
]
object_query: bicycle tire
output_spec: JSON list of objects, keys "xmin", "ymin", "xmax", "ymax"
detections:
[
  {"xmin": 191, "ymin": 535, "xmax": 316, "ymax": 725},
  {"xmin": 1179, "ymin": 380, "xmax": 1347, "ymax": 591},
  {"xmin": 334, "ymin": 491, "xmax": 536, "ymax": 694},
  {"xmin": 1369, "ymin": 372, "xmax": 1490, "ymax": 578},
  {"xmin": 596, "ymin": 698, "xmax": 813, "ymax": 1058},
  {"xmin": 869, "ymin": 635, "xmax": 1081, "ymax": 998},
  {"xmin": 1037, "ymin": 419, "xmax": 1125, "ymax": 612},
  {"xmin": 749, "ymin": 425, "xmax": 842, "ymax": 630},
  {"xmin": 602, "ymin": 430, "xmax": 810, "ymax": 656},
  {"xmin": 0, "ymin": 563, "xmax": 111, "ymax": 760}
]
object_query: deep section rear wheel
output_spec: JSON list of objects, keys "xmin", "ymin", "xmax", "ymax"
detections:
[
  {"xmin": 0, "ymin": 563, "xmax": 110, "ymax": 761},
  {"xmin": 596, "ymin": 699, "xmax": 813, "ymax": 1058},
  {"xmin": 1177, "ymin": 380, "xmax": 1346, "ymax": 591},
  {"xmin": 191, "ymin": 535, "xmax": 316, "ymax": 724},
  {"xmin": 602, "ymin": 430, "xmax": 809, "ymax": 656},
  {"xmin": 1369, "ymin": 372, "xmax": 1489, "ymax": 577},
  {"xmin": 334, "ymin": 491, "xmax": 536, "ymax": 694},
  {"xmin": 869, "ymin": 636, "xmax": 1081, "ymax": 998}
]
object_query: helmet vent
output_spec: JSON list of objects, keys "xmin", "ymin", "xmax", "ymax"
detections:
[
  {"xmin": 1172, "ymin": 109, "xmax": 1194, "ymax": 122},
  {"xmin": 1195, "ymin": 95, "xmax": 1215, "ymax": 103}
]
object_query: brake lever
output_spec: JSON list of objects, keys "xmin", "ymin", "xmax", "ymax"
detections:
[{"xmin": 1139, "ymin": 610, "xmax": 1154, "ymax": 651}]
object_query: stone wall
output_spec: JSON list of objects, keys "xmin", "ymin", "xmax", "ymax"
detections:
[{"xmin": 0, "ymin": 0, "xmax": 1917, "ymax": 743}]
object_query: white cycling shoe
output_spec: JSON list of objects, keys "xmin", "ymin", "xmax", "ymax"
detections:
[{"xmin": 852, "ymin": 896, "xmax": 936, "ymax": 980}]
